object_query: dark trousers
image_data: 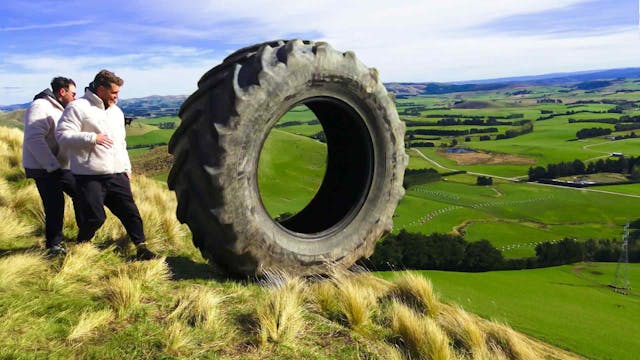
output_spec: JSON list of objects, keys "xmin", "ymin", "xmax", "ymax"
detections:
[
  {"xmin": 75, "ymin": 173, "xmax": 146, "ymax": 245},
  {"xmin": 33, "ymin": 169, "xmax": 82, "ymax": 248}
]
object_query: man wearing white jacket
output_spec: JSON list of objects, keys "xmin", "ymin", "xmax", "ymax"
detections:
[
  {"xmin": 56, "ymin": 70, "xmax": 156, "ymax": 260},
  {"xmin": 23, "ymin": 76, "xmax": 80, "ymax": 256}
]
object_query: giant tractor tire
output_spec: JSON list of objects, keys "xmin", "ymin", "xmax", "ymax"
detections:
[{"xmin": 167, "ymin": 40, "xmax": 407, "ymax": 276}]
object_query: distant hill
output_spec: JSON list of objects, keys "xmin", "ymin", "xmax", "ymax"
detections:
[
  {"xmin": 2, "ymin": 67, "xmax": 639, "ymax": 111},
  {"xmin": 0, "ymin": 95, "xmax": 187, "ymax": 118},
  {"xmin": 0, "ymin": 109, "xmax": 24, "ymax": 130},
  {"xmin": 458, "ymin": 67, "xmax": 640, "ymax": 85},
  {"xmin": 387, "ymin": 67, "xmax": 640, "ymax": 97}
]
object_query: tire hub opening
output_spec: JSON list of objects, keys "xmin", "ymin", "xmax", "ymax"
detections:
[{"xmin": 258, "ymin": 97, "xmax": 374, "ymax": 236}]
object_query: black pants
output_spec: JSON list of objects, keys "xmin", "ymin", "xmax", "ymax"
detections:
[
  {"xmin": 33, "ymin": 169, "xmax": 82, "ymax": 248},
  {"xmin": 75, "ymin": 173, "xmax": 145, "ymax": 245}
]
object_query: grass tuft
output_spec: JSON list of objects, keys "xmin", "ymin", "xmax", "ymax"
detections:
[
  {"xmin": 391, "ymin": 271, "xmax": 441, "ymax": 317},
  {"xmin": 0, "ymin": 207, "xmax": 36, "ymax": 242},
  {"xmin": 0, "ymin": 252, "xmax": 48, "ymax": 290},
  {"xmin": 163, "ymin": 321, "xmax": 194, "ymax": 356},
  {"xmin": 482, "ymin": 321, "xmax": 539, "ymax": 360},
  {"xmin": 66, "ymin": 309, "xmax": 114, "ymax": 342},
  {"xmin": 389, "ymin": 300, "xmax": 453, "ymax": 360},
  {"xmin": 168, "ymin": 285, "xmax": 226, "ymax": 330},
  {"xmin": 256, "ymin": 272, "xmax": 307, "ymax": 346},
  {"xmin": 333, "ymin": 271, "xmax": 379, "ymax": 332},
  {"xmin": 103, "ymin": 271, "xmax": 143, "ymax": 315},
  {"xmin": 437, "ymin": 304, "xmax": 488, "ymax": 359}
]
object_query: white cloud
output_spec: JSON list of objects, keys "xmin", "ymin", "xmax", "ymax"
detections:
[{"xmin": 2, "ymin": 0, "xmax": 639, "ymax": 105}]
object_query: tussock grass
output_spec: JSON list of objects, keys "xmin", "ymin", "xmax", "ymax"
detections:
[
  {"xmin": 126, "ymin": 256, "xmax": 171, "ymax": 285},
  {"xmin": 168, "ymin": 285, "xmax": 226, "ymax": 330},
  {"xmin": 389, "ymin": 300, "xmax": 453, "ymax": 360},
  {"xmin": 437, "ymin": 304, "xmax": 489, "ymax": 359},
  {"xmin": 49, "ymin": 244, "xmax": 117, "ymax": 292},
  {"xmin": 391, "ymin": 271, "xmax": 440, "ymax": 317},
  {"xmin": 0, "ymin": 127, "xmax": 24, "ymax": 180},
  {"xmin": 66, "ymin": 309, "xmax": 114, "ymax": 342},
  {"xmin": 482, "ymin": 321, "xmax": 538, "ymax": 360},
  {"xmin": 332, "ymin": 271, "xmax": 379, "ymax": 332},
  {"xmin": 0, "ymin": 207, "xmax": 36, "ymax": 242},
  {"xmin": 0, "ymin": 126, "xmax": 583, "ymax": 359},
  {"xmin": 7, "ymin": 185, "xmax": 43, "ymax": 230},
  {"xmin": 164, "ymin": 321, "xmax": 194, "ymax": 355},
  {"xmin": 103, "ymin": 271, "xmax": 143, "ymax": 315},
  {"xmin": 257, "ymin": 272, "xmax": 307, "ymax": 346},
  {"xmin": 0, "ymin": 252, "xmax": 48, "ymax": 290}
]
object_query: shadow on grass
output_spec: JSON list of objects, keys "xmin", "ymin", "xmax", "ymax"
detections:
[
  {"xmin": 165, "ymin": 255, "xmax": 230, "ymax": 281},
  {"xmin": 0, "ymin": 245, "xmax": 40, "ymax": 257}
]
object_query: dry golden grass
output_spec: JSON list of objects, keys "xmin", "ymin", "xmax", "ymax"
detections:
[
  {"xmin": 126, "ymin": 256, "xmax": 171, "ymax": 285},
  {"xmin": 168, "ymin": 285, "xmax": 226, "ymax": 330},
  {"xmin": 332, "ymin": 271, "xmax": 380, "ymax": 332},
  {"xmin": 163, "ymin": 320, "xmax": 194, "ymax": 356},
  {"xmin": 389, "ymin": 300, "xmax": 454, "ymax": 360},
  {"xmin": 391, "ymin": 271, "xmax": 441, "ymax": 317},
  {"xmin": 437, "ymin": 304, "xmax": 489, "ymax": 359},
  {"xmin": 0, "ymin": 252, "xmax": 48, "ymax": 290},
  {"xmin": 481, "ymin": 321, "xmax": 539, "ymax": 360},
  {"xmin": 66, "ymin": 309, "xmax": 114, "ymax": 343},
  {"xmin": 0, "ymin": 126, "xmax": 583, "ymax": 359},
  {"xmin": 0, "ymin": 207, "xmax": 36, "ymax": 242},
  {"xmin": 257, "ymin": 272, "xmax": 307, "ymax": 346},
  {"xmin": 103, "ymin": 271, "xmax": 143, "ymax": 315}
]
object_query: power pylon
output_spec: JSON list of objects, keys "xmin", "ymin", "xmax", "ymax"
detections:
[{"xmin": 610, "ymin": 223, "xmax": 630, "ymax": 295}]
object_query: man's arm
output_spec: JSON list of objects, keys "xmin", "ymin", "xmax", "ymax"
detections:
[
  {"xmin": 55, "ymin": 105, "xmax": 97, "ymax": 148},
  {"xmin": 23, "ymin": 102, "xmax": 60, "ymax": 172}
]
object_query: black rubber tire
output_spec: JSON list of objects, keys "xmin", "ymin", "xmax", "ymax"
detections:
[{"xmin": 168, "ymin": 40, "xmax": 407, "ymax": 276}]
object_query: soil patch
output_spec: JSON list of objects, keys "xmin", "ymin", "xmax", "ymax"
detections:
[{"xmin": 440, "ymin": 150, "xmax": 535, "ymax": 166}]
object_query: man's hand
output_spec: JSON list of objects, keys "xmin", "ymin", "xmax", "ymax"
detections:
[{"xmin": 96, "ymin": 134, "xmax": 113, "ymax": 148}]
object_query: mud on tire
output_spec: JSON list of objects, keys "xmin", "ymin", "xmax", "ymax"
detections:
[{"xmin": 168, "ymin": 40, "xmax": 407, "ymax": 276}]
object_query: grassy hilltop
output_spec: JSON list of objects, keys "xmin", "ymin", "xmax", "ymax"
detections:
[{"xmin": 0, "ymin": 126, "xmax": 581, "ymax": 359}]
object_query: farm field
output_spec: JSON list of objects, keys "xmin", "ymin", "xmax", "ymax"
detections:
[
  {"xmin": 122, "ymin": 79, "xmax": 640, "ymax": 260},
  {"xmin": 380, "ymin": 263, "xmax": 640, "ymax": 360}
]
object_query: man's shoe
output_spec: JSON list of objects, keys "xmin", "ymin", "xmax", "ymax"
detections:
[
  {"xmin": 135, "ymin": 243, "xmax": 158, "ymax": 261},
  {"xmin": 46, "ymin": 244, "xmax": 67, "ymax": 258}
]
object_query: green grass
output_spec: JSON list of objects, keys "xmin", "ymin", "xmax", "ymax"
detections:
[
  {"xmin": 126, "ymin": 129, "xmax": 174, "ymax": 148},
  {"xmin": 379, "ymin": 263, "xmax": 640, "ymax": 360},
  {"xmin": 258, "ymin": 129, "xmax": 327, "ymax": 218},
  {"xmin": 394, "ymin": 173, "xmax": 640, "ymax": 253}
]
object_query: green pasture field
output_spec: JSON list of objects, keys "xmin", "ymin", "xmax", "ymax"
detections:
[
  {"xmin": 277, "ymin": 123, "xmax": 323, "ymax": 136},
  {"xmin": 135, "ymin": 116, "xmax": 181, "ymax": 126},
  {"xmin": 257, "ymin": 129, "xmax": 326, "ymax": 218},
  {"xmin": 125, "ymin": 122, "xmax": 157, "ymax": 136},
  {"xmin": 379, "ymin": 263, "xmax": 640, "ymax": 360},
  {"xmin": 595, "ymin": 183, "xmax": 640, "ymax": 196},
  {"xmin": 393, "ymin": 173, "xmax": 640, "ymax": 254},
  {"xmin": 126, "ymin": 129, "xmax": 174, "ymax": 148}
]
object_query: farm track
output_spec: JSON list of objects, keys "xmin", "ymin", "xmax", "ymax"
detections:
[{"xmin": 412, "ymin": 148, "xmax": 640, "ymax": 199}]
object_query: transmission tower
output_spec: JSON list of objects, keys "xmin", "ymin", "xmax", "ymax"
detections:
[{"xmin": 610, "ymin": 223, "xmax": 630, "ymax": 295}]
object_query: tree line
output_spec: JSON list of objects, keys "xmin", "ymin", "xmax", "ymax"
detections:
[
  {"xmin": 528, "ymin": 156, "xmax": 640, "ymax": 181},
  {"xmin": 367, "ymin": 225, "xmax": 640, "ymax": 272}
]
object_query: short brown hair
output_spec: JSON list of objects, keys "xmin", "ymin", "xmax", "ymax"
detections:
[{"xmin": 93, "ymin": 69, "xmax": 124, "ymax": 89}]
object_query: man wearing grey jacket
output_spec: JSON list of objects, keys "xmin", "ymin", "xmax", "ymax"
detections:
[
  {"xmin": 23, "ymin": 76, "xmax": 81, "ymax": 256},
  {"xmin": 56, "ymin": 69, "xmax": 156, "ymax": 260}
]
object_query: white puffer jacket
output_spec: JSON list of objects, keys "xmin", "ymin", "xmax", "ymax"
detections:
[
  {"xmin": 22, "ymin": 89, "xmax": 69, "ymax": 175},
  {"xmin": 56, "ymin": 89, "xmax": 131, "ymax": 175}
]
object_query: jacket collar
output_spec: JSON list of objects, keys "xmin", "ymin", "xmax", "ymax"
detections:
[
  {"xmin": 33, "ymin": 88, "xmax": 63, "ymax": 111},
  {"xmin": 83, "ymin": 87, "xmax": 106, "ymax": 110}
]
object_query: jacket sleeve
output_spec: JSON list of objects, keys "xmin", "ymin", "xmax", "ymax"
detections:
[
  {"xmin": 55, "ymin": 104, "xmax": 97, "ymax": 149},
  {"xmin": 23, "ymin": 102, "xmax": 60, "ymax": 172}
]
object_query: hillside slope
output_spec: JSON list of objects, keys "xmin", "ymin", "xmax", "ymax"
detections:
[{"xmin": 0, "ymin": 126, "xmax": 580, "ymax": 359}]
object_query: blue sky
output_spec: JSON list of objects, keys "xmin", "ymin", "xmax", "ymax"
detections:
[{"xmin": 0, "ymin": 0, "xmax": 638, "ymax": 105}]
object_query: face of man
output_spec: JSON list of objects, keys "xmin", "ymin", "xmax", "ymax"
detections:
[
  {"xmin": 96, "ymin": 83, "xmax": 120, "ymax": 108},
  {"xmin": 58, "ymin": 84, "xmax": 76, "ymax": 108}
]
